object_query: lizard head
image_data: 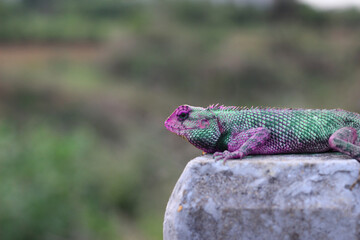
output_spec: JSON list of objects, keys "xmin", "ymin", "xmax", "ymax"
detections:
[{"xmin": 164, "ymin": 105, "xmax": 221, "ymax": 153}]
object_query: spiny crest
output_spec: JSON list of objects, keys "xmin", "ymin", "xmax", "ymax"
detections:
[
  {"xmin": 207, "ymin": 104, "xmax": 241, "ymax": 111},
  {"xmin": 206, "ymin": 104, "xmax": 265, "ymax": 111},
  {"xmin": 206, "ymin": 104, "xmax": 298, "ymax": 111}
]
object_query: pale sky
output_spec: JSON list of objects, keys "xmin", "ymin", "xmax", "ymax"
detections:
[{"xmin": 299, "ymin": 0, "xmax": 360, "ymax": 10}]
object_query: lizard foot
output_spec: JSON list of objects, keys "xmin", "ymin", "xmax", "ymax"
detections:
[{"xmin": 213, "ymin": 151, "xmax": 243, "ymax": 165}]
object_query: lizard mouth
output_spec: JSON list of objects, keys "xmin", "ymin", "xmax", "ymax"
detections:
[
  {"xmin": 165, "ymin": 125, "xmax": 185, "ymax": 135},
  {"xmin": 164, "ymin": 123, "xmax": 196, "ymax": 136}
]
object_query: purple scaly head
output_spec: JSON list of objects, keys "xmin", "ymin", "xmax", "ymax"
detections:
[{"xmin": 164, "ymin": 105, "xmax": 221, "ymax": 153}]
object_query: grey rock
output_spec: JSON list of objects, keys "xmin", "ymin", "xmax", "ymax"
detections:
[{"xmin": 163, "ymin": 153, "xmax": 360, "ymax": 240}]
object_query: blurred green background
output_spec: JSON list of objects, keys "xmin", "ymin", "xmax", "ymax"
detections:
[{"xmin": 0, "ymin": 0, "xmax": 360, "ymax": 239}]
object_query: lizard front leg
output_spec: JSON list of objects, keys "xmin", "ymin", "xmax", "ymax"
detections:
[{"xmin": 214, "ymin": 127, "xmax": 271, "ymax": 164}]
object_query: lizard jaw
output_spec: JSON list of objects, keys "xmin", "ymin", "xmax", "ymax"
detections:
[{"xmin": 164, "ymin": 124, "xmax": 190, "ymax": 136}]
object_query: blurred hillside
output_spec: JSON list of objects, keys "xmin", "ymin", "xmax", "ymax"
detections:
[{"xmin": 1, "ymin": 0, "xmax": 360, "ymax": 239}]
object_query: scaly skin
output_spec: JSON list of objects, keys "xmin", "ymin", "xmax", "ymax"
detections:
[{"xmin": 164, "ymin": 104, "xmax": 360, "ymax": 164}]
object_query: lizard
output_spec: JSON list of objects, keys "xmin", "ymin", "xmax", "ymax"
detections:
[{"xmin": 164, "ymin": 104, "xmax": 360, "ymax": 189}]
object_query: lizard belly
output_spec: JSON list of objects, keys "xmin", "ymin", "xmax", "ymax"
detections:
[
  {"xmin": 252, "ymin": 138, "xmax": 331, "ymax": 155},
  {"xmin": 252, "ymin": 122, "xmax": 333, "ymax": 155}
]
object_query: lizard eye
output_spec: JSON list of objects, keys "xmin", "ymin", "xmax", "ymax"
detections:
[{"xmin": 177, "ymin": 111, "xmax": 189, "ymax": 121}]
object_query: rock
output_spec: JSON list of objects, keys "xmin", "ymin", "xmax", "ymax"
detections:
[{"xmin": 163, "ymin": 153, "xmax": 360, "ymax": 240}]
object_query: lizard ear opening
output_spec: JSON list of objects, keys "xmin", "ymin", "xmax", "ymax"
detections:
[{"xmin": 199, "ymin": 119, "xmax": 210, "ymax": 129}]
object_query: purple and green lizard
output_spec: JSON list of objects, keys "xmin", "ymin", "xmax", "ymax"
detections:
[{"xmin": 165, "ymin": 104, "xmax": 360, "ymax": 165}]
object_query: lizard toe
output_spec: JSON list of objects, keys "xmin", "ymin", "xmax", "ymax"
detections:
[
  {"xmin": 222, "ymin": 152, "xmax": 237, "ymax": 164},
  {"xmin": 222, "ymin": 156, "xmax": 232, "ymax": 165},
  {"xmin": 213, "ymin": 151, "xmax": 225, "ymax": 161},
  {"xmin": 213, "ymin": 152, "xmax": 222, "ymax": 157},
  {"xmin": 214, "ymin": 155, "xmax": 224, "ymax": 161}
]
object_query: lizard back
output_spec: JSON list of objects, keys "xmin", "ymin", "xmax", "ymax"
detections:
[{"xmin": 214, "ymin": 107, "xmax": 360, "ymax": 154}]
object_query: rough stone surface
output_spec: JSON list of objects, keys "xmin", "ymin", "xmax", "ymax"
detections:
[{"xmin": 163, "ymin": 153, "xmax": 360, "ymax": 240}]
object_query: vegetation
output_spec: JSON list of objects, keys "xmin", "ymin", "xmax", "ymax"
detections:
[{"xmin": 0, "ymin": 0, "xmax": 360, "ymax": 239}]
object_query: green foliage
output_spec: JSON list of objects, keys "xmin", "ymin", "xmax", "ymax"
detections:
[
  {"xmin": 105, "ymin": 19, "xmax": 360, "ymax": 106},
  {"xmin": 1, "ymin": 0, "xmax": 360, "ymax": 42},
  {"xmin": 0, "ymin": 0, "xmax": 144, "ymax": 42},
  {"xmin": 0, "ymin": 122, "xmax": 121, "ymax": 240}
]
